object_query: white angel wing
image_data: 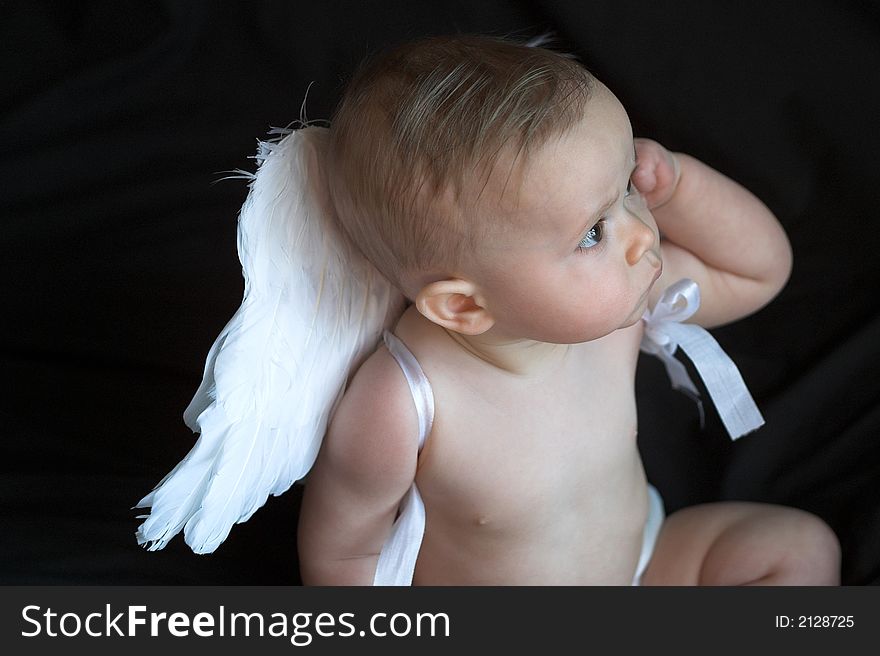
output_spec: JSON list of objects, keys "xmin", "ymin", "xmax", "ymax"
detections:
[{"xmin": 135, "ymin": 125, "xmax": 406, "ymax": 553}]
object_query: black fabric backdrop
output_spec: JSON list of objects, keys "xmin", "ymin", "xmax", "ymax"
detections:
[{"xmin": 2, "ymin": 0, "xmax": 878, "ymax": 585}]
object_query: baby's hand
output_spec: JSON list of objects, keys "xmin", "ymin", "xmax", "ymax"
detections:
[{"xmin": 632, "ymin": 138, "xmax": 681, "ymax": 209}]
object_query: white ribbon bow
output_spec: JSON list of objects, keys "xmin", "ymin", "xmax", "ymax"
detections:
[{"xmin": 640, "ymin": 279, "xmax": 765, "ymax": 440}]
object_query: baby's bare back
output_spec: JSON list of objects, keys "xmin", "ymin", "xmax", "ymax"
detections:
[{"xmin": 392, "ymin": 306, "xmax": 651, "ymax": 585}]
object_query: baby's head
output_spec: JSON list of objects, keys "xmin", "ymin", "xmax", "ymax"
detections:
[
  {"xmin": 328, "ymin": 36, "xmax": 593, "ymax": 292},
  {"xmin": 329, "ymin": 35, "xmax": 659, "ymax": 343}
]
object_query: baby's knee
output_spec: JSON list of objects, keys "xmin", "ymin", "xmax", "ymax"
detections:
[
  {"xmin": 783, "ymin": 510, "xmax": 840, "ymax": 585},
  {"xmin": 698, "ymin": 504, "xmax": 840, "ymax": 586}
]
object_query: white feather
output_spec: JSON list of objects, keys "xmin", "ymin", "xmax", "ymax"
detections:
[{"xmin": 136, "ymin": 126, "xmax": 405, "ymax": 553}]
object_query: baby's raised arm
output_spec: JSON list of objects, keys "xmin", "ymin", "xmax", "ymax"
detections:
[
  {"xmin": 636, "ymin": 139, "xmax": 793, "ymax": 328},
  {"xmin": 297, "ymin": 347, "xmax": 419, "ymax": 585}
]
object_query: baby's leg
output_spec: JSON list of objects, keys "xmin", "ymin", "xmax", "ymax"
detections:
[{"xmin": 640, "ymin": 502, "xmax": 840, "ymax": 585}]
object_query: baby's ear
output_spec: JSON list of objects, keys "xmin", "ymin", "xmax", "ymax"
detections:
[{"xmin": 415, "ymin": 279, "xmax": 495, "ymax": 335}]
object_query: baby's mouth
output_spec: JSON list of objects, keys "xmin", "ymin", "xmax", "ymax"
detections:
[
  {"xmin": 651, "ymin": 261, "xmax": 663, "ymax": 283},
  {"xmin": 646, "ymin": 250, "xmax": 663, "ymax": 280}
]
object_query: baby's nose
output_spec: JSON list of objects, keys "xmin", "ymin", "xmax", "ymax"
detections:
[{"xmin": 625, "ymin": 215, "xmax": 656, "ymax": 266}]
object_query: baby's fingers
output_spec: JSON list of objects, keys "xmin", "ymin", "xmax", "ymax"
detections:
[
  {"xmin": 633, "ymin": 138, "xmax": 680, "ymax": 208},
  {"xmin": 632, "ymin": 163, "xmax": 658, "ymax": 194},
  {"xmin": 632, "ymin": 138, "xmax": 664, "ymax": 191}
]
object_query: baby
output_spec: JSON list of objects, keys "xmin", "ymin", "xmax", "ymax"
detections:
[{"xmin": 297, "ymin": 35, "xmax": 841, "ymax": 585}]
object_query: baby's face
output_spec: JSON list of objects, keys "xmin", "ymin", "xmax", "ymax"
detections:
[{"xmin": 470, "ymin": 83, "xmax": 662, "ymax": 344}]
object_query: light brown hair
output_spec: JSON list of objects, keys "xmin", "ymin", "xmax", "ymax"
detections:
[{"xmin": 328, "ymin": 34, "xmax": 594, "ymax": 299}]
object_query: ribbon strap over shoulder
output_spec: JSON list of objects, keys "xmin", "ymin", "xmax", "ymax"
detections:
[{"xmin": 640, "ymin": 279, "xmax": 765, "ymax": 439}]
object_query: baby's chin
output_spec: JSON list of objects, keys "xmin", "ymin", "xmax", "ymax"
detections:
[
  {"xmin": 574, "ymin": 297, "xmax": 652, "ymax": 340},
  {"xmin": 624, "ymin": 290, "xmax": 654, "ymax": 326},
  {"xmin": 539, "ymin": 322, "xmax": 630, "ymax": 345}
]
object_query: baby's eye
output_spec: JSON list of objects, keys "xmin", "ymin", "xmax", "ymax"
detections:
[
  {"xmin": 578, "ymin": 220, "xmax": 605, "ymax": 250},
  {"xmin": 625, "ymin": 178, "xmax": 633, "ymax": 197}
]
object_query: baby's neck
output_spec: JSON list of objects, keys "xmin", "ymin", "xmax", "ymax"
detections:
[{"xmin": 441, "ymin": 327, "xmax": 571, "ymax": 378}]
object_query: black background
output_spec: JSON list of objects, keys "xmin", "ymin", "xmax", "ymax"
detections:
[{"xmin": 2, "ymin": 0, "xmax": 878, "ymax": 585}]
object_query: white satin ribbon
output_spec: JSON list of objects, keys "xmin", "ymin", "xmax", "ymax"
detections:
[{"xmin": 640, "ymin": 279, "xmax": 765, "ymax": 440}]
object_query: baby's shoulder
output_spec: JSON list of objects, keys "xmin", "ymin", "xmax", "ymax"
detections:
[
  {"xmin": 322, "ymin": 340, "xmax": 420, "ymax": 484},
  {"xmin": 346, "ymin": 339, "xmax": 420, "ymax": 428}
]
